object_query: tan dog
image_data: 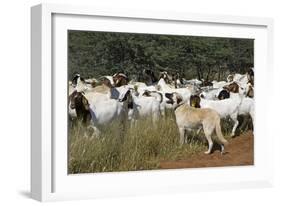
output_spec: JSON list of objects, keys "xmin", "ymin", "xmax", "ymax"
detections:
[{"xmin": 165, "ymin": 92, "xmax": 228, "ymax": 154}]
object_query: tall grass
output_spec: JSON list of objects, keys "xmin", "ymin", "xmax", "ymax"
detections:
[{"xmin": 68, "ymin": 111, "xmax": 251, "ymax": 174}]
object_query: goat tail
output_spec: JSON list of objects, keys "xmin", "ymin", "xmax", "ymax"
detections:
[{"xmin": 215, "ymin": 118, "xmax": 229, "ymax": 145}]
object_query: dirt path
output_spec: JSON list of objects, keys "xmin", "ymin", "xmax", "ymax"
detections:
[{"xmin": 160, "ymin": 131, "xmax": 254, "ymax": 169}]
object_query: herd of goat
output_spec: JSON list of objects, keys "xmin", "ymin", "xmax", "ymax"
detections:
[{"xmin": 69, "ymin": 68, "xmax": 254, "ymax": 154}]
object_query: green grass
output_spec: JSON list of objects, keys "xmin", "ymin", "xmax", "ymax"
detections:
[{"xmin": 68, "ymin": 111, "xmax": 251, "ymax": 174}]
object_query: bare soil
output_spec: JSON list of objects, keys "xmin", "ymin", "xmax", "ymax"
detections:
[{"xmin": 159, "ymin": 131, "xmax": 254, "ymax": 169}]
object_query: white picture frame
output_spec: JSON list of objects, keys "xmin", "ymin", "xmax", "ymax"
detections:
[{"xmin": 31, "ymin": 3, "xmax": 274, "ymax": 202}]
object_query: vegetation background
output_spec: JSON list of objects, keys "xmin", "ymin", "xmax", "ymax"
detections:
[{"xmin": 68, "ymin": 30, "xmax": 254, "ymax": 81}]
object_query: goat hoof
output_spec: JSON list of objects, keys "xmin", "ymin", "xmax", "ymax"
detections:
[{"xmin": 204, "ymin": 151, "xmax": 211, "ymax": 154}]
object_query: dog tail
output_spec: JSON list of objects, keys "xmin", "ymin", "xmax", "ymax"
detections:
[{"xmin": 215, "ymin": 117, "xmax": 229, "ymax": 145}]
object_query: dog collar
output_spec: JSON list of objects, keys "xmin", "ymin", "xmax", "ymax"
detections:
[{"xmin": 174, "ymin": 102, "xmax": 185, "ymax": 111}]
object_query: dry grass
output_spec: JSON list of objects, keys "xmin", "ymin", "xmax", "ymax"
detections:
[{"xmin": 68, "ymin": 111, "xmax": 251, "ymax": 174}]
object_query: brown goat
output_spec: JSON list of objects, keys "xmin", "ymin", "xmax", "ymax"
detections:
[
  {"xmin": 223, "ymin": 82, "xmax": 240, "ymax": 93},
  {"xmin": 247, "ymin": 68, "xmax": 254, "ymax": 86},
  {"xmin": 69, "ymin": 91, "xmax": 91, "ymax": 124},
  {"xmin": 227, "ymin": 74, "xmax": 234, "ymax": 82},
  {"xmin": 201, "ymin": 80, "xmax": 213, "ymax": 87},
  {"xmin": 113, "ymin": 72, "xmax": 129, "ymax": 87},
  {"xmin": 246, "ymin": 84, "xmax": 254, "ymax": 98},
  {"xmin": 159, "ymin": 71, "xmax": 173, "ymax": 84}
]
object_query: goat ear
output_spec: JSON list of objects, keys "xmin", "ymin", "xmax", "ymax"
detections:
[
  {"xmin": 223, "ymin": 86, "xmax": 230, "ymax": 92},
  {"xmin": 82, "ymin": 97, "xmax": 89, "ymax": 110},
  {"xmin": 177, "ymin": 96, "xmax": 183, "ymax": 104},
  {"xmin": 74, "ymin": 91, "xmax": 80, "ymax": 98},
  {"xmin": 133, "ymin": 85, "xmax": 138, "ymax": 92},
  {"xmin": 155, "ymin": 85, "xmax": 161, "ymax": 91}
]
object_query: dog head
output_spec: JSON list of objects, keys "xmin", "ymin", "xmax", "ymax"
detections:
[{"xmin": 189, "ymin": 95, "xmax": 201, "ymax": 108}]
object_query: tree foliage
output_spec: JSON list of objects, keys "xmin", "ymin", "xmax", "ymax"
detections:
[{"xmin": 68, "ymin": 30, "xmax": 254, "ymax": 81}]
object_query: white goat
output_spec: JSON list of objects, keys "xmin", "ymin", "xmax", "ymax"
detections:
[
  {"xmin": 199, "ymin": 94, "xmax": 242, "ymax": 137},
  {"xmin": 142, "ymin": 90, "xmax": 165, "ymax": 116},
  {"xmin": 82, "ymin": 84, "xmax": 131, "ymax": 105},
  {"xmin": 182, "ymin": 78, "xmax": 202, "ymax": 86},
  {"xmin": 227, "ymin": 73, "xmax": 248, "ymax": 88},
  {"xmin": 157, "ymin": 78, "xmax": 192, "ymax": 107},
  {"xmin": 212, "ymin": 80, "xmax": 227, "ymax": 89},
  {"xmin": 229, "ymin": 93, "xmax": 254, "ymax": 126},
  {"xmin": 88, "ymin": 97, "xmax": 129, "ymax": 136},
  {"xmin": 119, "ymin": 89, "xmax": 161, "ymax": 126},
  {"xmin": 238, "ymin": 97, "xmax": 254, "ymax": 124},
  {"xmin": 200, "ymin": 88, "xmax": 223, "ymax": 100},
  {"xmin": 128, "ymin": 81, "xmax": 147, "ymax": 89},
  {"xmin": 104, "ymin": 76, "xmax": 114, "ymax": 85},
  {"xmin": 72, "ymin": 75, "xmax": 90, "ymax": 92}
]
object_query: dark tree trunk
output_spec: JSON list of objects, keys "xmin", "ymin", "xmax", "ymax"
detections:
[
  {"xmin": 218, "ymin": 66, "xmax": 221, "ymax": 81},
  {"xmin": 206, "ymin": 67, "xmax": 212, "ymax": 82},
  {"xmin": 196, "ymin": 66, "xmax": 201, "ymax": 80}
]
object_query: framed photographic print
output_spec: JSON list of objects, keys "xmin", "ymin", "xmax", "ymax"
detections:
[{"xmin": 31, "ymin": 3, "xmax": 274, "ymax": 201}]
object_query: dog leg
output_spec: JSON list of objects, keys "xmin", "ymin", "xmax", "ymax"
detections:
[
  {"xmin": 178, "ymin": 127, "xmax": 185, "ymax": 145},
  {"xmin": 220, "ymin": 144, "xmax": 225, "ymax": 155},
  {"xmin": 203, "ymin": 123, "xmax": 214, "ymax": 154},
  {"xmin": 204, "ymin": 134, "xmax": 213, "ymax": 154}
]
